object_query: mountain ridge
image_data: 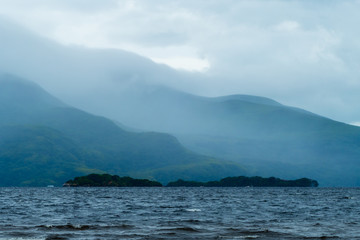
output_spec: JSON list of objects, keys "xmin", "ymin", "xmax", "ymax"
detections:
[
  {"xmin": 0, "ymin": 74, "xmax": 248, "ymax": 186},
  {"xmin": 101, "ymin": 84, "xmax": 360, "ymax": 186}
]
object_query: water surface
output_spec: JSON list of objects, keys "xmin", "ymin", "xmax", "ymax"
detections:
[{"xmin": 1, "ymin": 187, "xmax": 359, "ymax": 239}]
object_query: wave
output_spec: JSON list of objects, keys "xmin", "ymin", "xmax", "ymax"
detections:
[
  {"xmin": 303, "ymin": 236, "xmax": 340, "ymax": 239},
  {"xmin": 161, "ymin": 226, "xmax": 200, "ymax": 232},
  {"xmin": 36, "ymin": 223, "xmax": 134, "ymax": 231},
  {"xmin": 185, "ymin": 208, "xmax": 202, "ymax": 212}
]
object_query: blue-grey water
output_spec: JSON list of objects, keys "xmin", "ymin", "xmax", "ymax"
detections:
[{"xmin": 0, "ymin": 187, "xmax": 360, "ymax": 239}]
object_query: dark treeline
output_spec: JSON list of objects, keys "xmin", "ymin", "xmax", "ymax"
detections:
[
  {"xmin": 64, "ymin": 174, "xmax": 318, "ymax": 187},
  {"xmin": 167, "ymin": 176, "xmax": 319, "ymax": 187},
  {"xmin": 63, "ymin": 174, "xmax": 162, "ymax": 187}
]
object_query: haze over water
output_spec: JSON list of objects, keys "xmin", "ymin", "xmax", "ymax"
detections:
[{"xmin": 1, "ymin": 187, "xmax": 360, "ymax": 239}]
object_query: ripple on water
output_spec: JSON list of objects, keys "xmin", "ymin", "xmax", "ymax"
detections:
[{"xmin": 0, "ymin": 187, "xmax": 360, "ymax": 239}]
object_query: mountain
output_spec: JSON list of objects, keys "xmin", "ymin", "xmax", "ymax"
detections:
[
  {"xmin": 1, "ymin": 19, "xmax": 359, "ymax": 186},
  {"xmin": 103, "ymin": 86, "xmax": 360, "ymax": 186},
  {"xmin": 0, "ymin": 75, "xmax": 246, "ymax": 186}
]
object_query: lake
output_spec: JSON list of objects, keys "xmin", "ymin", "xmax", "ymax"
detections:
[{"xmin": 1, "ymin": 187, "xmax": 360, "ymax": 239}]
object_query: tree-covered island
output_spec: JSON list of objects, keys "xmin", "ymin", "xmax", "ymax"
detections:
[
  {"xmin": 167, "ymin": 176, "xmax": 319, "ymax": 187},
  {"xmin": 64, "ymin": 174, "xmax": 318, "ymax": 187},
  {"xmin": 63, "ymin": 174, "xmax": 162, "ymax": 187}
]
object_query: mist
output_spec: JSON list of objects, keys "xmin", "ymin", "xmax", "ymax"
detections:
[
  {"xmin": 1, "ymin": 0, "xmax": 360, "ymax": 124},
  {"xmin": 1, "ymin": 2, "xmax": 360, "ymax": 186},
  {"xmin": 3, "ymin": 3, "xmax": 360, "ymax": 239}
]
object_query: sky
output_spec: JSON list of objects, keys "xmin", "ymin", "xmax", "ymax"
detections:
[{"xmin": 0, "ymin": 0, "xmax": 360, "ymax": 125}]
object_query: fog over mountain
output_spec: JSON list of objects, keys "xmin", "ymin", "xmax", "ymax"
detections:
[
  {"xmin": 1, "ymin": 2, "xmax": 360, "ymax": 186},
  {"xmin": 1, "ymin": 0, "xmax": 360, "ymax": 124},
  {"xmin": 0, "ymin": 75, "xmax": 246, "ymax": 186},
  {"xmin": 0, "ymin": 18, "xmax": 194, "ymax": 113}
]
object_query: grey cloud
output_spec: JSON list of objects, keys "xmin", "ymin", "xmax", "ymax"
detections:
[
  {"xmin": 0, "ymin": 18, "xmax": 194, "ymax": 112},
  {"xmin": 1, "ymin": 0, "xmax": 360, "ymax": 124},
  {"xmin": 0, "ymin": 0, "xmax": 119, "ymax": 12},
  {"xmin": 108, "ymin": 29, "xmax": 188, "ymax": 48}
]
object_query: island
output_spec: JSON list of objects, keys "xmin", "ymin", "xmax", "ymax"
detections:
[
  {"xmin": 63, "ymin": 174, "xmax": 318, "ymax": 187},
  {"xmin": 63, "ymin": 174, "xmax": 162, "ymax": 187},
  {"xmin": 167, "ymin": 176, "xmax": 319, "ymax": 187}
]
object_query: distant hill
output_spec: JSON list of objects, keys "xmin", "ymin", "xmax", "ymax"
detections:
[
  {"xmin": 106, "ymin": 86, "xmax": 360, "ymax": 186},
  {"xmin": 1, "ymin": 19, "xmax": 360, "ymax": 186},
  {"xmin": 0, "ymin": 75, "xmax": 246, "ymax": 186},
  {"xmin": 210, "ymin": 94, "xmax": 283, "ymax": 106}
]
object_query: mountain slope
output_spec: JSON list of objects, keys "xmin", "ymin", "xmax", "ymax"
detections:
[
  {"xmin": 0, "ymin": 75, "xmax": 246, "ymax": 186},
  {"xmin": 104, "ymin": 86, "xmax": 360, "ymax": 186},
  {"xmin": 1, "ymin": 19, "xmax": 359, "ymax": 186},
  {"xmin": 0, "ymin": 125, "xmax": 89, "ymax": 186}
]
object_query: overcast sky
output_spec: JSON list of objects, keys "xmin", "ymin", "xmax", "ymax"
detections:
[{"xmin": 1, "ymin": 0, "xmax": 360, "ymax": 125}]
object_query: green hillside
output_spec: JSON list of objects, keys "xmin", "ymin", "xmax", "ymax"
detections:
[
  {"xmin": 3, "ymin": 74, "xmax": 360, "ymax": 186},
  {"xmin": 0, "ymin": 125, "xmax": 91, "ymax": 186},
  {"xmin": 0, "ymin": 75, "xmax": 246, "ymax": 186}
]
